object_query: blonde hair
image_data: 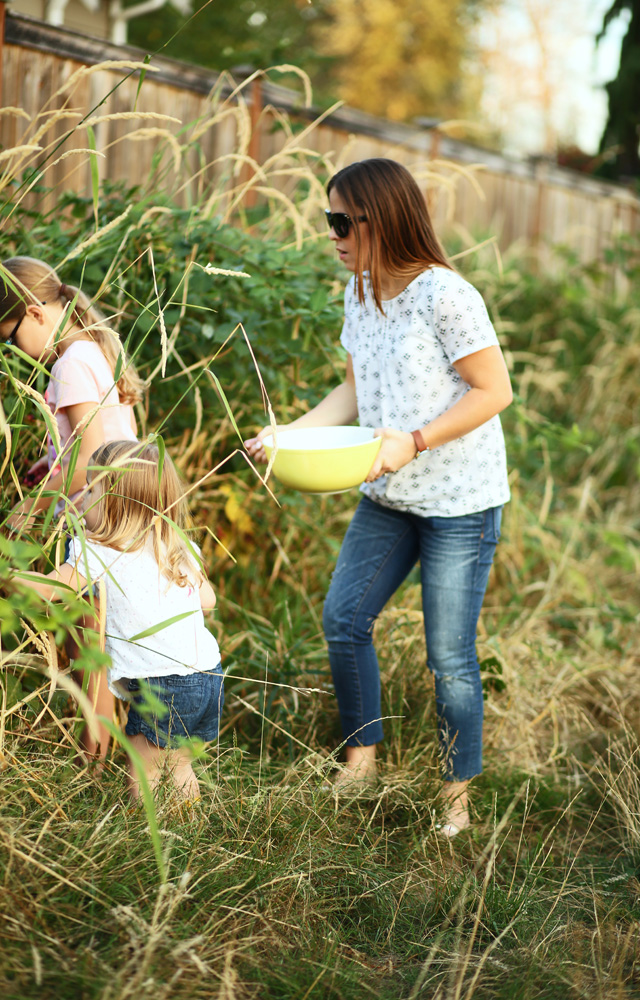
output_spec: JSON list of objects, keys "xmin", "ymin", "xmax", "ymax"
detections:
[
  {"xmin": 0, "ymin": 256, "xmax": 144, "ymax": 405},
  {"xmin": 86, "ymin": 439, "xmax": 203, "ymax": 589}
]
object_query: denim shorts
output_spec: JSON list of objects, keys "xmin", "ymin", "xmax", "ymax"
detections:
[{"xmin": 124, "ymin": 666, "xmax": 225, "ymax": 748}]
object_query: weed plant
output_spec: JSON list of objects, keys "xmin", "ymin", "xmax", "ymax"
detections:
[{"xmin": 0, "ymin": 65, "xmax": 639, "ymax": 998}]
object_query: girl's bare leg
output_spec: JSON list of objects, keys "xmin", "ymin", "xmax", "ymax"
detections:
[
  {"xmin": 68, "ymin": 614, "xmax": 115, "ymax": 762},
  {"xmin": 74, "ymin": 668, "xmax": 113, "ymax": 761},
  {"xmin": 127, "ymin": 732, "xmax": 200, "ymax": 801}
]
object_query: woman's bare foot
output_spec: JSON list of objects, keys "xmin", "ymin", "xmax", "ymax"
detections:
[
  {"xmin": 328, "ymin": 744, "xmax": 378, "ymax": 791},
  {"xmin": 438, "ymin": 779, "xmax": 471, "ymax": 838}
]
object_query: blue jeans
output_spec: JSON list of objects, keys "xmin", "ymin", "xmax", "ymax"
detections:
[
  {"xmin": 125, "ymin": 667, "xmax": 225, "ymax": 748},
  {"xmin": 322, "ymin": 496, "xmax": 502, "ymax": 782}
]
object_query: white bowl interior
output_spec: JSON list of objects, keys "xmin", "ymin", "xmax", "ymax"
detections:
[{"xmin": 263, "ymin": 426, "xmax": 376, "ymax": 452}]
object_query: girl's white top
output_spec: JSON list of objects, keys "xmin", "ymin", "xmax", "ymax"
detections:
[
  {"xmin": 340, "ymin": 267, "xmax": 510, "ymax": 517},
  {"xmin": 66, "ymin": 536, "xmax": 220, "ymax": 697},
  {"xmin": 46, "ymin": 341, "xmax": 137, "ymax": 514}
]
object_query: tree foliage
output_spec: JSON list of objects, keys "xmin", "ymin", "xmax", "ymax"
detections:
[
  {"xmin": 597, "ymin": 0, "xmax": 640, "ymax": 179},
  {"xmin": 315, "ymin": 0, "xmax": 486, "ymax": 122},
  {"xmin": 127, "ymin": 0, "xmax": 332, "ymax": 79},
  {"xmin": 129, "ymin": 0, "xmax": 489, "ymax": 122}
]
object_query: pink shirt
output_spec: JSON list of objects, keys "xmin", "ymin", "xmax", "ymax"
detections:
[{"xmin": 45, "ymin": 340, "xmax": 137, "ymax": 511}]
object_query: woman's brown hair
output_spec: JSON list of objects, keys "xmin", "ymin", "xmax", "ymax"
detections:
[
  {"xmin": 0, "ymin": 256, "xmax": 144, "ymax": 405},
  {"xmin": 83, "ymin": 439, "xmax": 203, "ymax": 589},
  {"xmin": 327, "ymin": 158, "xmax": 453, "ymax": 313}
]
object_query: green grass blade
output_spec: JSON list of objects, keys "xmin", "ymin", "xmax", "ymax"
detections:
[
  {"xmin": 4, "ymin": 344, "xmax": 51, "ymax": 378},
  {"xmin": 86, "ymin": 125, "xmax": 100, "ymax": 231},
  {"xmin": 63, "ymin": 437, "xmax": 82, "ymax": 497},
  {"xmin": 205, "ymin": 369, "xmax": 244, "ymax": 444},
  {"xmin": 156, "ymin": 434, "xmax": 165, "ymax": 498},
  {"xmin": 113, "ymin": 350, "xmax": 123, "ymax": 385},
  {"xmin": 134, "ymin": 53, "xmax": 152, "ymax": 112}
]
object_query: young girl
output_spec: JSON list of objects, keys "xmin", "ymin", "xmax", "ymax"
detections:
[
  {"xmin": 246, "ymin": 158, "xmax": 512, "ymax": 836},
  {"xmin": 12, "ymin": 440, "xmax": 223, "ymax": 801},
  {"xmin": 0, "ymin": 256, "xmax": 144, "ymax": 760}
]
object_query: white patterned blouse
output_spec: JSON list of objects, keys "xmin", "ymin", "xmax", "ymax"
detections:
[{"xmin": 340, "ymin": 266, "xmax": 510, "ymax": 517}]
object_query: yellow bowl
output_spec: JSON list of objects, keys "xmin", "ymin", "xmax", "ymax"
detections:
[{"xmin": 262, "ymin": 426, "xmax": 382, "ymax": 494}]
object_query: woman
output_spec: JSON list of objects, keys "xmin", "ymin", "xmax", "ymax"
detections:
[{"xmin": 245, "ymin": 159, "xmax": 512, "ymax": 836}]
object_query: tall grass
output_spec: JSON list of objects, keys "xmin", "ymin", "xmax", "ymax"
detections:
[{"xmin": 1, "ymin": 63, "xmax": 639, "ymax": 998}]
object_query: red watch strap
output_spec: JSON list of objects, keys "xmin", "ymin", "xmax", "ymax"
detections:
[{"xmin": 411, "ymin": 429, "xmax": 429, "ymax": 454}]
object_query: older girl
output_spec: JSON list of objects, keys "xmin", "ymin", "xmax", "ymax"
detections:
[{"xmin": 1, "ymin": 256, "xmax": 144, "ymax": 760}]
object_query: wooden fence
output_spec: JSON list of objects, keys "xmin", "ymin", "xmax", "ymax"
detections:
[{"xmin": 1, "ymin": 9, "xmax": 639, "ymax": 261}]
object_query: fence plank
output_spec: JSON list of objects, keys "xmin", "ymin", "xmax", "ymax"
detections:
[{"xmin": 1, "ymin": 12, "xmax": 638, "ymax": 262}]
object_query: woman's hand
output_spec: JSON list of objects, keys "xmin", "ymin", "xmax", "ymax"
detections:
[
  {"xmin": 245, "ymin": 357, "xmax": 360, "ymax": 465},
  {"xmin": 244, "ymin": 426, "xmax": 277, "ymax": 464},
  {"xmin": 365, "ymin": 428, "xmax": 416, "ymax": 482},
  {"xmin": 363, "ymin": 345, "xmax": 514, "ymax": 485}
]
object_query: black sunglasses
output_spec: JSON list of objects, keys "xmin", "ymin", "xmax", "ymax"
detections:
[
  {"xmin": 3, "ymin": 312, "xmax": 25, "ymax": 347},
  {"xmin": 325, "ymin": 210, "xmax": 367, "ymax": 239},
  {"xmin": 2, "ymin": 301, "xmax": 47, "ymax": 347}
]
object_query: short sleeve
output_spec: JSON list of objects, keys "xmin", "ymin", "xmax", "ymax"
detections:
[
  {"xmin": 49, "ymin": 356, "xmax": 102, "ymax": 411},
  {"xmin": 339, "ymin": 278, "xmax": 357, "ymax": 354},
  {"xmin": 66, "ymin": 536, "xmax": 107, "ymax": 585},
  {"xmin": 431, "ymin": 272, "xmax": 499, "ymax": 363}
]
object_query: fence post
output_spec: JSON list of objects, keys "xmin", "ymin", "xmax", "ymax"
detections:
[
  {"xmin": 530, "ymin": 154, "xmax": 550, "ymax": 262},
  {"xmin": 231, "ymin": 65, "xmax": 263, "ymax": 211},
  {"xmin": 245, "ymin": 75, "xmax": 263, "ymax": 210},
  {"xmin": 0, "ymin": 1, "xmax": 5, "ymax": 112}
]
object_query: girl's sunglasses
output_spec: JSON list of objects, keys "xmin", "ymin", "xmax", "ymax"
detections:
[
  {"xmin": 2, "ymin": 302, "xmax": 47, "ymax": 346},
  {"xmin": 325, "ymin": 210, "xmax": 367, "ymax": 239},
  {"xmin": 3, "ymin": 312, "xmax": 25, "ymax": 347}
]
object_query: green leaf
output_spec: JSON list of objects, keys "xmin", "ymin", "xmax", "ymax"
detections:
[
  {"xmin": 310, "ymin": 286, "xmax": 326, "ymax": 312},
  {"xmin": 128, "ymin": 609, "xmax": 198, "ymax": 642}
]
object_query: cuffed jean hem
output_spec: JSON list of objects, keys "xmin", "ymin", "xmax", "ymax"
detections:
[
  {"xmin": 328, "ymin": 640, "xmax": 384, "ymax": 747},
  {"xmin": 323, "ymin": 496, "xmax": 502, "ymax": 782}
]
